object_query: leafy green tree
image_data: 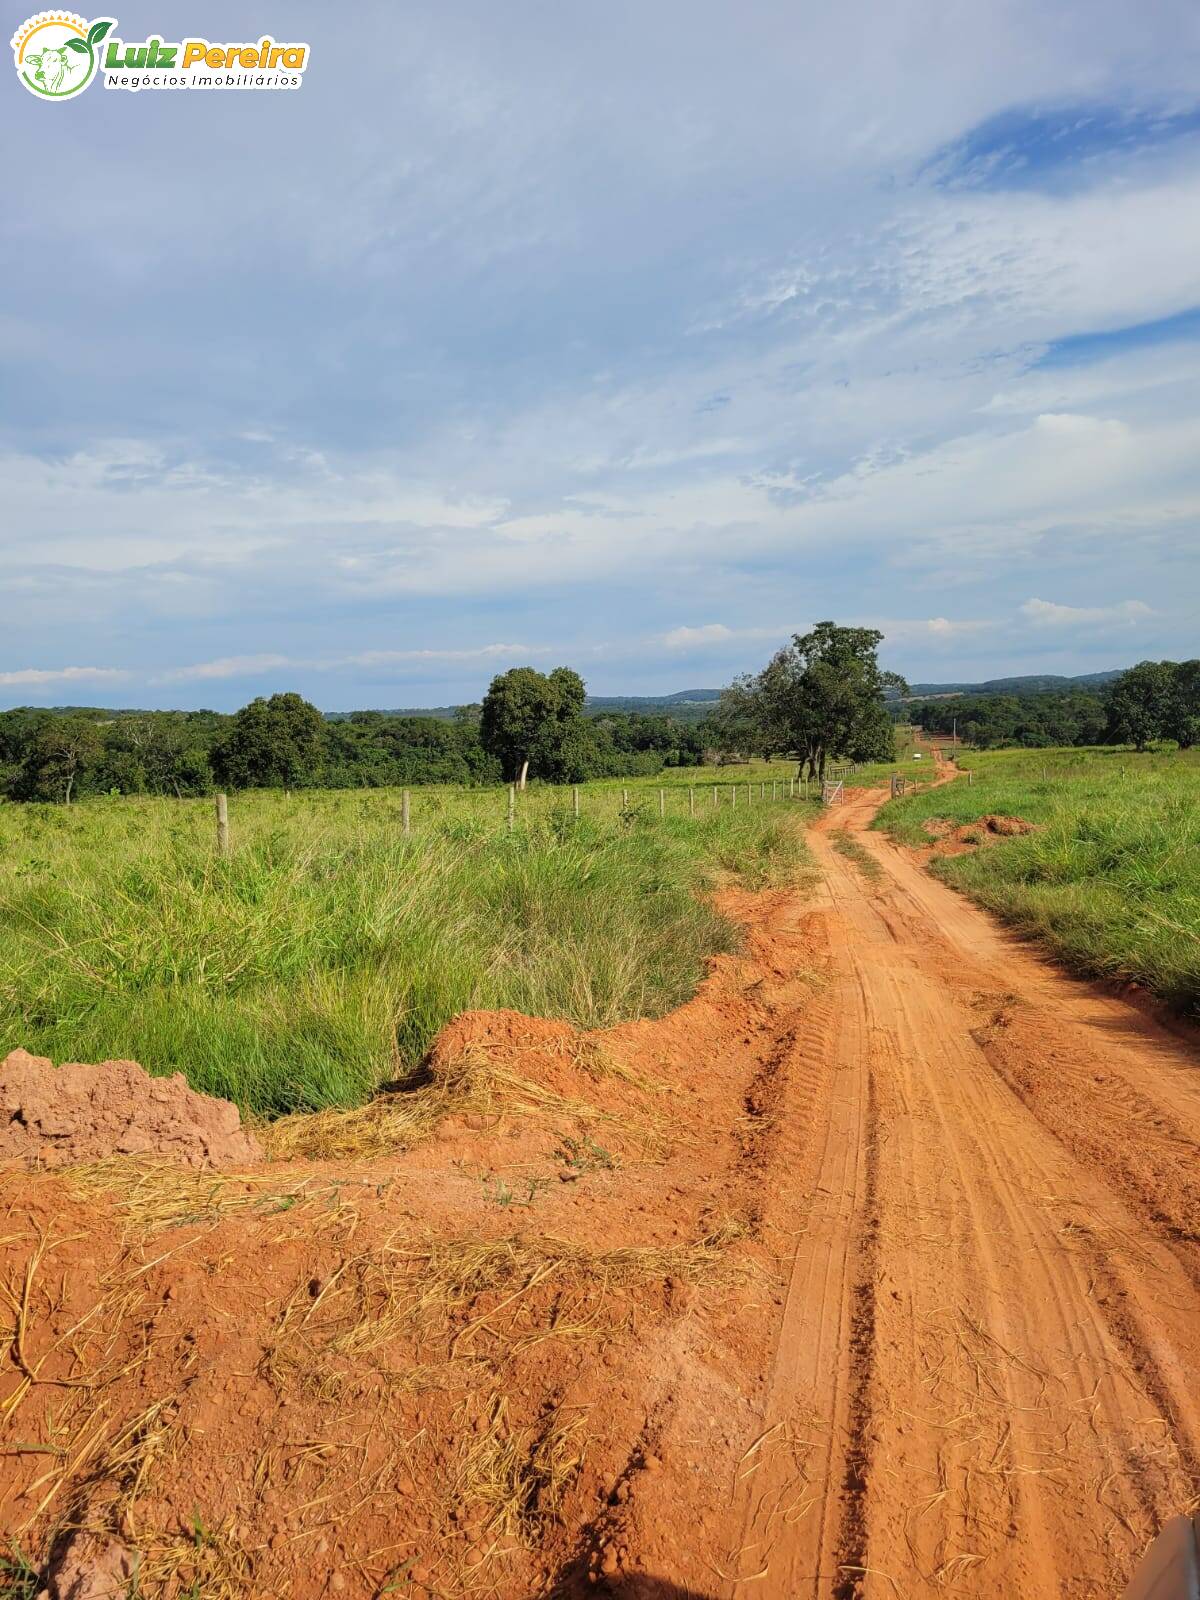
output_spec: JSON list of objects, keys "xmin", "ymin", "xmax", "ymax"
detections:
[
  {"xmin": 709, "ymin": 674, "xmax": 777, "ymax": 761},
  {"xmin": 20, "ymin": 715, "xmax": 104, "ymax": 803},
  {"xmin": 848, "ymin": 697, "xmax": 900, "ymax": 764},
  {"xmin": 1104, "ymin": 661, "xmax": 1174, "ymax": 751},
  {"xmin": 480, "ymin": 666, "xmax": 586, "ymax": 787},
  {"xmin": 1166, "ymin": 660, "xmax": 1200, "ymax": 750},
  {"xmin": 0, "ymin": 709, "xmax": 51, "ymax": 795},
  {"xmin": 101, "ymin": 711, "xmax": 214, "ymax": 796},
  {"xmin": 716, "ymin": 623, "xmax": 906, "ymax": 780},
  {"xmin": 211, "ymin": 693, "xmax": 325, "ymax": 789},
  {"xmin": 542, "ymin": 717, "xmax": 606, "ymax": 783}
]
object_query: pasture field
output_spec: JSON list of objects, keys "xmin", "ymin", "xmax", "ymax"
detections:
[
  {"xmin": 0, "ymin": 763, "xmax": 816, "ymax": 1119},
  {"xmin": 877, "ymin": 745, "xmax": 1200, "ymax": 1014}
]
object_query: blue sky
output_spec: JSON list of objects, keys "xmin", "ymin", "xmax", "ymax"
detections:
[{"xmin": 3, "ymin": 0, "xmax": 1199, "ymax": 709}]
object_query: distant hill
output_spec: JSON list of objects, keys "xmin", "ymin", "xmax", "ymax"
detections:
[
  {"xmin": 588, "ymin": 688, "xmax": 720, "ymax": 707},
  {"xmin": 330, "ymin": 673, "xmax": 1126, "ymax": 722},
  {"xmin": 897, "ymin": 670, "xmax": 1122, "ymax": 700},
  {"xmin": 325, "ymin": 705, "xmax": 462, "ymax": 722},
  {"xmin": 22, "ymin": 673, "xmax": 1126, "ymax": 725},
  {"xmin": 584, "ymin": 690, "xmax": 722, "ymax": 716}
]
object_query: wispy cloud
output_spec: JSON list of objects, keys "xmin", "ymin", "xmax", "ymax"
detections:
[
  {"xmin": 153, "ymin": 643, "xmax": 547, "ymax": 685},
  {"xmin": 1020, "ymin": 598, "xmax": 1154, "ymax": 627},
  {"xmin": 0, "ymin": 666, "xmax": 129, "ymax": 688},
  {"xmin": 156, "ymin": 654, "xmax": 295, "ymax": 683},
  {"xmin": 660, "ymin": 623, "xmax": 786, "ymax": 651},
  {"xmin": 870, "ymin": 617, "xmax": 991, "ymax": 643}
]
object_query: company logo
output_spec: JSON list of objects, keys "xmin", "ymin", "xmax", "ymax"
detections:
[
  {"xmin": 11, "ymin": 14, "xmax": 309, "ymax": 97},
  {"xmin": 11, "ymin": 12, "xmax": 114, "ymax": 99}
]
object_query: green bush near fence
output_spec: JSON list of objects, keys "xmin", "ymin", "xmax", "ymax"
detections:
[
  {"xmin": 0, "ymin": 768, "xmax": 812, "ymax": 1117},
  {"xmin": 875, "ymin": 746, "xmax": 1200, "ymax": 1014}
]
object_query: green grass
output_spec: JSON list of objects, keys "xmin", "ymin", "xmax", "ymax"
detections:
[
  {"xmin": 0, "ymin": 1546, "xmax": 39, "ymax": 1600},
  {"xmin": 0, "ymin": 771, "xmax": 813, "ymax": 1118},
  {"xmin": 831, "ymin": 831, "xmax": 883, "ymax": 883},
  {"xmin": 875, "ymin": 746, "xmax": 1200, "ymax": 1014}
]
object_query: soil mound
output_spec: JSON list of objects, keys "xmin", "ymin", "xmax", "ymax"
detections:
[
  {"xmin": 922, "ymin": 813, "xmax": 1037, "ymax": 855},
  {"xmin": 0, "ymin": 1048, "xmax": 262, "ymax": 1169},
  {"xmin": 978, "ymin": 812, "xmax": 1036, "ymax": 836}
]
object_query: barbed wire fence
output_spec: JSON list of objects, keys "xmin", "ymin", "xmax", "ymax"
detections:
[{"xmin": 209, "ymin": 756, "xmax": 933, "ymax": 850}]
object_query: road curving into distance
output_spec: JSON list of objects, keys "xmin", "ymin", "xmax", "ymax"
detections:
[{"xmin": 722, "ymin": 784, "xmax": 1200, "ymax": 1598}]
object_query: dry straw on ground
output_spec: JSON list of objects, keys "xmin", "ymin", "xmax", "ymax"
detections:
[{"xmin": 261, "ymin": 1042, "xmax": 676, "ymax": 1165}]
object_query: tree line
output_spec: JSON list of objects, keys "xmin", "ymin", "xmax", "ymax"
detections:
[
  {"xmin": 4, "ymin": 639, "xmax": 1190, "ymax": 804},
  {"xmin": 0, "ymin": 677, "xmax": 712, "ymax": 804},
  {"xmin": 0, "ymin": 628, "xmax": 893, "ymax": 805},
  {"xmin": 910, "ymin": 659, "xmax": 1199, "ymax": 751},
  {"xmin": 907, "ymin": 691, "xmax": 1109, "ymax": 749}
]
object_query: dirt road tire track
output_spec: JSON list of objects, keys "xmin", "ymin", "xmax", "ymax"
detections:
[{"xmin": 724, "ymin": 788, "xmax": 1200, "ymax": 1600}]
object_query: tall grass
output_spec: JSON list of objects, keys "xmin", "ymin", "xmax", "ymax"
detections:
[
  {"xmin": 0, "ymin": 777, "xmax": 811, "ymax": 1117},
  {"xmin": 876, "ymin": 747, "xmax": 1200, "ymax": 1014}
]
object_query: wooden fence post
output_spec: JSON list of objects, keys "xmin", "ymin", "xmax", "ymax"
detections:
[
  {"xmin": 760, "ymin": 781, "xmax": 765, "ymax": 800},
  {"xmin": 731, "ymin": 785, "xmax": 736, "ymax": 809},
  {"xmin": 402, "ymin": 790, "xmax": 411, "ymax": 835},
  {"xmin": 622, "ymin": 787, "xmax": 629, "ymax": 808},
  {"xmin": 215, "ymin": 792, "xmax": 230, "ymax": 858},
  {"xmin": 659, "ymin": 788, "xmax": 665, "ymax": 818},
  {"xmin": 713, "ymin": 785, "xmax": 718, "ymax": 807},
  {"xmin": 508, "ymin": 784, "xmax": 515, "ymax": 831},
  {"xmin": 689, "ymin": 787, "xmax": 695, "ymax": 817},
  {"xmin": 573, "ymin": 786, "xmax": 579, "ymax": 818}
]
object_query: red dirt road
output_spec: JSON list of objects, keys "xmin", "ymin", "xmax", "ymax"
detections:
[
  {"xmin": 2, "ymin": 787, "xmax": 1198, "ymax": 1599},
  {"xmin": 725, "ymin": 790, "xmax": 1200, "ymax": 1599}
]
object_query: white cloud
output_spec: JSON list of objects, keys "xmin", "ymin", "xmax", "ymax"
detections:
[
  {"xmin": 157, "ymin": 654, "xmax": 295, "ymax": 683},
  {"xmin": 346, "ymin": 644, "xmax": 545, "ymax": 665},
  {"xmin": 870, "ymin": 617, "xmax": 991, "ymax": 643},
  {"xmin": 926, "ymin": 617, "xmax": 986, "ymax": 637},
  {"xmin": 720, "ymin": 168, "xmax": 1200, "ymax": 353},
  {"xmin": 0, "ymin": 666, "xmax": 128, "ymax": 687},
  {"xmin": 1020, "ymin": 598, "xmax": 1155, "ymax": 627},
  {"xmin": 660, "ymin": 623, "xmax": 787, "ymax": 651},
  {"xmin": 154, "ymin": 643, "xmax": 545, "ymax": 685},
  {"xmin": 661, "ymin": 624, "xmax": 733, "ymax": 649}
]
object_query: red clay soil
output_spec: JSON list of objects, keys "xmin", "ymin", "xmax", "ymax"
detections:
[
  {"xmin": 2, "ymin": 790, "xmax": 1200, "ymax": 1600},
  {"xmin": 920, "ymin": 811, "xmax": 1035, "ymax": 849},
  {"xmin": 915, "ymin": 812, "xmax": 1038, "ymax": 860},
  {"xmin": 0, "ymin": 1050, "xmax": 262, "ymax": 1170},
  {"xmin": 922, "ymin": 812, "xmax": 1036, "ymax": 840}
]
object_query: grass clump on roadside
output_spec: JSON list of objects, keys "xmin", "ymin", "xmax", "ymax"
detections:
[
  {"xmin": 0, "ymin": 782, "xmax": 811, "ymax": 1118},
  {"xmin": 876, "ymin": 746, "xmax": 1200, "ymax": 1014},
  {"xmin": 831, "ymin": 830, "xmax": 883, "ymax": 883}
]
